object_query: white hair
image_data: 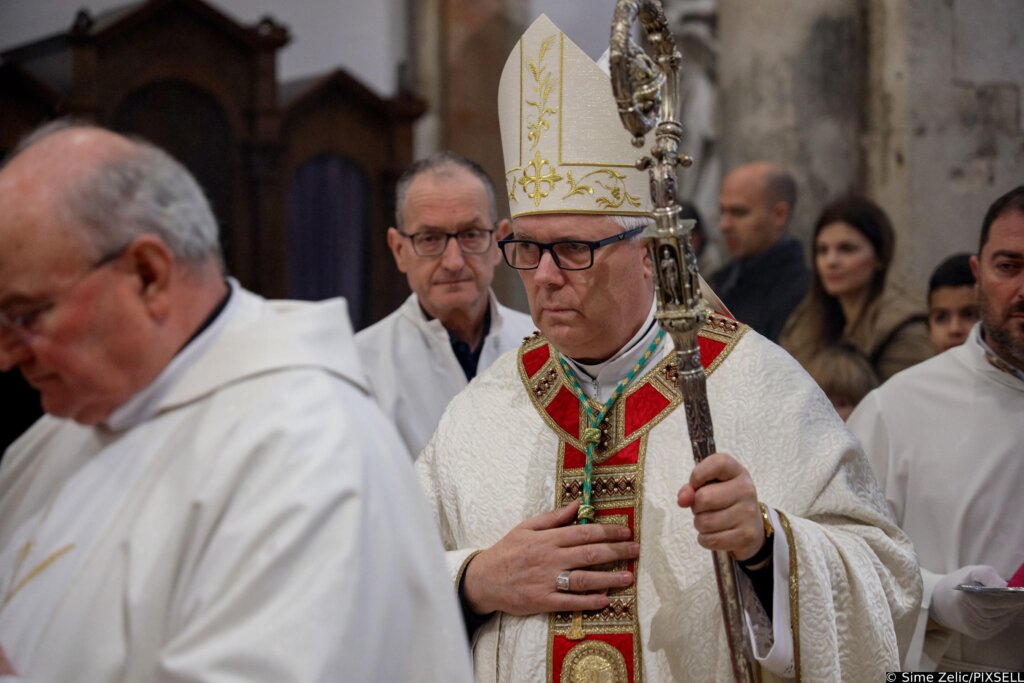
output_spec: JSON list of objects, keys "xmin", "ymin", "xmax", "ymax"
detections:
[
  {"xmin": 609, "ymin": 214, "xmax": 653, "ymax": 240},
  {"xmin": 508, "ymin": 213, "xmax": 651, "ymax": 240},
  {"xmin": 10, "ymin": 120, "xmax": 223, "ymax": 269},
  {"xmin": 66, "ymin": 141, "xmax": 223, "ymax": 268}
]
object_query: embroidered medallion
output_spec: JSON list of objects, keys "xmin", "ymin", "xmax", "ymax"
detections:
[
  {"xmin": 518, "ymin": 315, "xmax": 746, "ymax": 683},
  {"xmin": 561, "ymin": 639, "xmax": 629, "ymax": 683}
]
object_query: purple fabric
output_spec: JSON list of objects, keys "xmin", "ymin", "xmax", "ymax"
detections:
[{"xmin": 287, "ymin": 154, "xmax": 369, "ymax": 325}]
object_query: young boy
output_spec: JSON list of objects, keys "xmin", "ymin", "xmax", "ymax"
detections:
[
  {"xmin": 804, "ymin": 344, "xmax": 879, "ymax": 420},
  {"xmin": 927, "ymin": 253, "xmax": 979, "ymax": 352}
]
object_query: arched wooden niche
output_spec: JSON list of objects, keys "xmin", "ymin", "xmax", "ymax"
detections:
[
  {"xmin": 281, "ymin": 68, "xmax": 425, "ymax": 328},
  {"xmin": 113, "ymin": 80, "xmax": 239, "ymax": 271},
  {"xmin": 1, "ymin": 0, "xmax": 425, "ymax": 310}
]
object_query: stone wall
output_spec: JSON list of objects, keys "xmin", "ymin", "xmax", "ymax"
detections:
[
  {"xmin": 866, "ymin": 0, "xmax": 1024, "ymax": 288},
  {"xmin": 416, "ymin": 0, "xmax": 1024, "ymax": 299},
  {"xmin": 716, "ymin": 0, "xmax": 1024, "ymax": 291},
  {"xmin": 717, "ymin": 0, "xmax": 867, "ymax": 248}
]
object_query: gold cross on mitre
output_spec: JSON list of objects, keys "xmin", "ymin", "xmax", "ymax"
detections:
[{"xmin": 497, "ymin": 13, "xmax": 652, "ymax": 221}]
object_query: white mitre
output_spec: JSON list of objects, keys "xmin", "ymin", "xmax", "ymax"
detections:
[{"xmin": 498, "ymin": 14, "xmax": 652, "ymax": 219}]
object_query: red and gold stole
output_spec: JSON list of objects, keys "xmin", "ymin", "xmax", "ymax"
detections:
[{"xmin": 517, "ymin": 314, "xmax": 746, "ymax": 683}]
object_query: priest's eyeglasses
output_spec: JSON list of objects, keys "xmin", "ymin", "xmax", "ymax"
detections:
[
  {"xmin": 0, "ymin": 243, "xmax": 129, "ymax": 345},
  {"xmin": 398, "ymin": 227, "xmax": 495, "ymax": 257},
  {"xmin": 498, "ymin": 226, "xmax": 644, "ymax": 271}
]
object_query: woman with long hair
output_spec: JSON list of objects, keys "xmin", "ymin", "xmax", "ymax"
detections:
[{"xmin": 780, "ymin": 195, "xmax": 934, "ymax": 381}]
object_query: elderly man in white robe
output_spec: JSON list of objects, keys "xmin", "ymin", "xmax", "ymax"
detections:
[
  {"xmin": 0, "ymin": 123, "xmax": 472, "ymax": 683},
  {"xmin": 416, "ymin": 15, "xmax": 921, "ymax": 683},
  {"xmin": 356, "ymin": 151, "xmax": 534, "ymax": 458},
  {"xmin": 849, "ymin": 185, "xmax": 1024, "ymax": 672}
]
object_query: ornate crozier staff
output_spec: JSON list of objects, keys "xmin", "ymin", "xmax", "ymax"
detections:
[{"xmin": 608, "ymin": 2, "xmax": 757, "ymax": 680}]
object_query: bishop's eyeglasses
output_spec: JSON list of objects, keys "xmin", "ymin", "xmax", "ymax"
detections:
[
  {"xmin": 398, "ymin": 227, "xmax": 495, "ymax": 257},
  {"xmin": 498, "ymin": 225, "xmax": 644, "ymax": 271}
]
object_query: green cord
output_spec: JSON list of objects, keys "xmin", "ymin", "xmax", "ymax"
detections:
[{"xmin": 558, "ymin": 329, "xmax": 666, "ymax": 524}]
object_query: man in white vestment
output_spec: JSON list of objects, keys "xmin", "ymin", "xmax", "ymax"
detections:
[
  {"xmin": 0, "ymin": 123, "xmax": 473, "ymax": 683},
  {"xmin": 415, "ymin": 15, "xmax": 921, "ymax": 683},
  {"xmin": 356, "ymin": 151, "xmax": 534, "ymax": 457},
  {"xmin": 849, "ymin": 185, "xmax": 1024, "ymax": 672}
]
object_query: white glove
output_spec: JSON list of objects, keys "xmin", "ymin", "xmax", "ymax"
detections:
[{"xmin": 930, "ymin": 565, "xmax": 1024, "ymax": 640}]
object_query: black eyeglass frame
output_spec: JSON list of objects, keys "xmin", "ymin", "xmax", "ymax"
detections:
[
  {"xmin": 396, "ymin": 226, "xmax": 497, "ymax": 257},
  {"xmin": 497, "ymin": 225, "xmax": 645, "ymax": 271}
]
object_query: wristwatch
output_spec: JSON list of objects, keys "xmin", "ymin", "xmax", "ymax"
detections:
[{"xmin": 738, "ymin": 502, "xmax": 774, "ymax": 569}]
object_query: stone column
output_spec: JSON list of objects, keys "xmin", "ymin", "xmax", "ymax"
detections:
[
  {"xmin": 410, "ymin": 0, "xmax": 444, "ymax": 159},
  {"xmin": 865, "ymin": 0, "xmax": 1024, "ymax": 287},
  {"xmin": 410, "ymin": 0, "xmax": 531, "ymax": 311},
  {"xmin": 717, "ymin": 0, "xmax": 867, "ymax": 245}
]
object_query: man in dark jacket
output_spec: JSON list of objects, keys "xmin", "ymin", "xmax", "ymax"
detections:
[{"xmin": 711, "ymin": 161, "xmax": 809, "ymax": 341}]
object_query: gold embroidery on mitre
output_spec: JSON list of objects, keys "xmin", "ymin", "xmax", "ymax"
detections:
[
  {"xmin": 506, "ymin": 168, "xmax": 520, "ymax": 203},
  {"xmin": 520, "ymin": 152, "xmax": 564, "ymax": 207},
  {"xmin": 511, "ymin": 148, "xmax": 643, "ymax": 212},
  {"xmin": 564, "ymin": 169, "xmax": 642, "ymax": 210},
  {"xmin": 498, "ymin": 15, "xmax": 652, "ymax": 218},
  {"xmin": 526, "ymin": 34, "xmax": 558, "ymax": 150},
  {"xmin": 561, "ymin": 640, "xmax": 629, "ymax": 683}
]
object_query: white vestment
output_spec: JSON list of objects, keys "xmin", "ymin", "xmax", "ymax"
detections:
[
  {"xmin": 417, "ymin": 322, "xmax": 921, "ymax": 682},
  {"xmin": 356, "ymin": 291, "xmax": 535, "ymax": 457},
  {"xmin": 848, "ymin": 324, "xmax": 1024, "ymax": 672},
  {"xmin": 0, "ymin": 285, "xmax": 472, "ymax": 683}
]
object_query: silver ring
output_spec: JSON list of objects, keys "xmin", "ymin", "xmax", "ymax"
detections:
[{"xmin": 556, "ymin": 570, "xmax": 572, "ymax": 592}]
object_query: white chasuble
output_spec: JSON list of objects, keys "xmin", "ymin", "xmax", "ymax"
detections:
[
  {"xmin": 849, "ymin": 325, "xmax": 1024, "ymax": 671},
  {"xmin": 0, "ymin": 287, "xmax": 473, "ymax": 683},
  {"xmin": 0, "ymin": 422, "xmax": 176, "ymax": 673},
  {"xmin": 0, "ymin": 288, "xmax": 239, "ymax": 677},
  {"xmin": 418, "ymin": 317, "xmax": 921, "ymax": 682}
]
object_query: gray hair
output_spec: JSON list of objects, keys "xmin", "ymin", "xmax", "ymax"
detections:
[
  {"xmin": 610, "ymin": 214, "xmax": 653, "ymax": 240},
  {"xmin": 507, "ymin": 213, "xmax": 650, "ymax": 239},
  {"xmin": 8, "ymin": 120, "xmax": 223, "ymax": 269},
  {"xmin": 394, "ymin": 151, "xmax": 498, "ymax": 229}
]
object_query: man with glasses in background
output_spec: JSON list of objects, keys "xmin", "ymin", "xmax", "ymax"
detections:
[
  {"xmin": 415, "ymin": 15, "xmax": 920, "ymax": 681},
  {"xmin": 356, "ymin": 151, "xmax": 533, "ymax": 458},
  {"xmin": 0, "ymin": 122, "xmax": 472, "ymax": 682}
]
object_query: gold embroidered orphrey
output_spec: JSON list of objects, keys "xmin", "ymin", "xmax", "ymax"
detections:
[
  {"xmin": 506, "ymin": 32, "xmax": 641, "ymax": 212},
  {"xmin": 517, "ymin": 314, "xmax": 747, "ymax": 683}
]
